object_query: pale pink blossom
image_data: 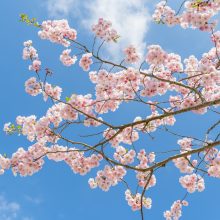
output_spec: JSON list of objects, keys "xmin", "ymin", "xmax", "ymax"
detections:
[
  {"xmin": 79, "ymin": 53, "xmax": 93, "ymax": 71},
  {"xmin": 92, "ymin": 18, "xmax": 119, "ymax": 42},
  {"xmin": 38, "ymin": 19, "xmax": 77, "ymax": 47},
  {"xmin": 60, "ymin": 49, "xmax": 77, "ymax": 66}
]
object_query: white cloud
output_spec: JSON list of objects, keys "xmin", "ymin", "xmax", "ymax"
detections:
[
  {"xmin": 0, "ymin": 195, "xmax": 20, "ymax": 220},
  {"xmin": 46, "ymin": 0, "xmax": 78, "ymax": 17},
  {"xmin": 0, "ymin": 195, "xmax": 34, "ymax": 220},
  {"xmin": 83, "ymin": 0, "xmax": 150, "ymax": 61},
  {"xmin": 45, "ymin": 0, "xmax": 151, "ymax": 60}
]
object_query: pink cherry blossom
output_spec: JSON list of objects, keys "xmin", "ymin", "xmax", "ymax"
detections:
[
  {"xmin": 179, "ymin": 174, "xmax": 205, "ymax": 193},
  {"xmin": 90, "ymin": 165, "xmax": 126, "ymax": 191},
  {"xmin": 124, "ymin": 45, "xmax": 140, "ymax": 63},
  {"xmin": 3, "ymin": 4, "xmax": 220, "ymax": 219},
  {"xmin": 146, "ymin": 45, "xmax": 168, "ymax": 66},
  {"xmin": 43, "ymin": 83, "xmax": 62, "ymax": 101},
  {"xmin": 29, "ymin": 59, "xmax": 41, "ymax": 72},
  {"xmin": 25, "ymin": 77, "xmax": 42, "ymax": 96},
  {"xmin": 60, "ymin": 49, "xmax": 77, "ymax": 66},
  {"xmin": 38, "ymin": 19, "xmax": 77, "ymax": 47},
  {"xmin": 164, "ymin": 200, "xmax": 188, "ymax": 220},
  {"xmin": 92, "ymin": 18, "xmax": 119, "ymax": 42},
  {"xmin": 22, "ymin": 40, "xmax": 38, "ymax": 60},
  {"xmin": 79, "ymin": 53, "xmax": 93, "ymax": 71},
  {"xmin": 125, "ymin": 189, "xmax": 152, "ymax": 211}
]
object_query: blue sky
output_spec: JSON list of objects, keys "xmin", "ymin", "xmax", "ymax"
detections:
[{"xmin": 0, "ymin": 0, "xmax": 220, "ymax": 220}]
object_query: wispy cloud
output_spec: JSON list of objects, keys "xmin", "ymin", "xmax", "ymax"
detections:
[
  {"xmin": 24, "ymin": 195, "xmax": 42, "ymax": 205},
  {"xmin": 22, "ymin": 217, "xmax": 33, "ymax": 220},
  {"xmin": 0, "ymin": 195, "xmax": 20, "ymax": 220},
  {"xmin": 0, "ymin": 195, "xmax": 34, "ymax": 220},
  {"xmin": 83, "ymin": 0, "xmax": 150, "ymax": 60},
  {"xmin": 45, "ymin": 0, "xmax": 151, "ymax": 60},
  {"xmin": 46, "ymin": 0, "xmax": 78, "ymax": 17}
]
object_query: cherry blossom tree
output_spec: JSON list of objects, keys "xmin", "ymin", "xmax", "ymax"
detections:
[{"xmin": 2, "ymin": 1, "xmax": 220, "ymax": 219}]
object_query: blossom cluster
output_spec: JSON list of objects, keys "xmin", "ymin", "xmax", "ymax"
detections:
[
  {"xmin": 79, "ymin": 53, "xmax": 93, "ymax": 71},
  {"xmin": 88, "ymin": 165, "xmax": 126, "ymax": 191},
  {"xmin": 23, "ymin": 40, "xmax": 41, "ymax": 72},
  {"xmin": 173, "ymin": 156, "xmax": 197, "ymax": 174},
  {"xmin": 25, "ymin": 77, "xmax": 62, "ymax": 102},
  {"xmin": 179, "ymin": 174, "xmax": 205, "ymax": 193},
  {"xmin": 173, "ymin": 138, "xmax": 197, "ymax": 173},
  {"xmin": 164, "ymin": 200, "xmax": 188, "ymax": 220},
  {"xmin": 177, "ymin": 138, "xmax": 192, "ymax": 152},
  {"xmin": 16, "ymin": 115, "xmax": 37, "ymax": 142},
  {"xmin": 63, "ymin": 149, "xmax": 103, "ymax": 175},
  {"xmin": 61, "ymin": 94, "xmax": 94, "ymax": 121},
  {"xmin": 87, "ymin": 42, "xmax": 220, "ymax": 120},
  {"xmin": 212, "ymin": 31, "xmax": 220, "ymax": 48},
  {"xmin": 8, "ymin": 93, "xmax": 104, "ymax": 145},
  {"xmin": 22, "ymin": 40, "xmax": 38, "ymax": 60},
  {"xmin": 124, "ymin": 45, "xmax": 140, "ymax": 64},
  {"xmin": 103, "ymin": 127, "xmax": 139, "ymax": 147},
  {"xmin": 60, "ymin": 49, "xmax": 77, "ymax": 66},
  {"xmin": 169, "ymin": 47, "xmax": 220, "ymax": 114},
  {"xmin": 136, "ymin": 150, "xmax": 157, "ymax": 188},
  {"xmin": 43, "ymin": 83, "xmax": 62, "ymax": 101},
  {"xmin": 146, "ymin": 45, "xmax": 168, "ymax": 65},
  {"xmin": 25, "ymin": 77, "xmax": 42, "ymax": 96},
  {"xmin": 38, "ymin": 19, "xmax": 77, "ymax": 47},
  {"xmin": 89, "ymin": 68, "xmax": 140, "ymax": 113},
  {"xmin": 207, "ymin": 150, "xmax": 220, "ymax": 178},
  {"xmin": 153, "ymin": 1, "xmax": 220, "ymax": 31},
  {"xmin": 22, "ymin": 42, "xmax": 62, "ymax": 101},
  {"xmin": 0, "ymin": 142, "xmax": 103, "ymax": 177},
  {"xmin": 203, "ymin": 147, "xmax": 218, "ymax": 162},
  {"xmin": 0, "ymin": 141, "xmax": 47, "ymax": 177},
  {"xmin": 125, "ymin": 189, "xmax": 152, "ymax": 211},
  {"xmin": 113, "ymin": 146, "xmax": 136, "ymax": 165},
  {"xmin": 0, "ymin": 155, "xmax": 11, "ymax": 175},
  {"xmin": 91, "ymin": 18, "xmax": 119, "ymax": 42},
  {"xmin": 15, "ymin": 114, "xmax": 57, "ymax": 143},
  {"xmin": 146, "ymin": 45, "xmax": 183, "ymax": 73}
]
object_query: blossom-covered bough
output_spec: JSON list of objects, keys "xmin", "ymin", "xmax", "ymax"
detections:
[{"xmin": 2, "ymin": 0, "xmax": 220, "ymax": 219}]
